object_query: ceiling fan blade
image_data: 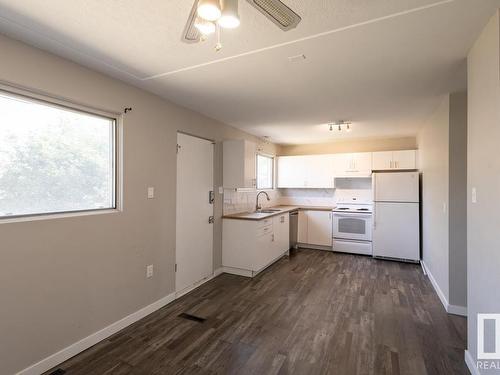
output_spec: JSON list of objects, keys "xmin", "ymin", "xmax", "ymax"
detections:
[
  {"xmin": 246, "ymin": 0, "xmax": 301, "ymax": 31},
  {"xmin": 182, "ymin": 0, "xmax": 201, "ymax": 43}
]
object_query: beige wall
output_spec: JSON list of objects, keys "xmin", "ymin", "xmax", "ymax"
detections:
[
  {"xmin": 0, "ymin": 34, "xmax": 278, "ymax": 375},
  {"xmin": 466, "ymin": 10, "xmax": 500, "ymax": 370},
  {"xmin": 418, "ymin": 96, "xmax": 450, "ymax": 301},
  {"xmin": 448, "ymin": 92, "xmax": 467, "ymax": 308},
  {"xmin": 278, "ymin": 136, "xmax": 417, "ymax": 156},
  {"xmin": 417, "ymin": 91, "xmax": 468, "ymax": 311}
]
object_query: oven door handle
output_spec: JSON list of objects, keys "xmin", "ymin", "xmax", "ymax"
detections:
[{"xmin": 333, "ymin": 213, "xmax": 373, "ymax": 219}]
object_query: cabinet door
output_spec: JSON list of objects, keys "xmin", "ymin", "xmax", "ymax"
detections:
[
  {"xmin": 273, "ymin": 214, "xmax": 290, "ymax": 255},
  {"xmin": 393, "ymin": 150, "xmax": 416, "ymax": 170},
  {"xmin": 336, "ymin": 153, "xmax": 355, "ymax": 172},
  {"xmin": 305, "ymin": 210, "xmax": 332, "ymax": 247},
  {"xmin": 352, "ymin": 153, "xmax": 372, "ymax": 172},
  {"xmin": 298, "ymin": 210, "xmax": 308, "ymax": 243},
  {"xmin": 277, "ymin": 156, "xmax": 306, "ymax": 188},
  {"xmin": 244, "ymin": 141, "xmax": 257, "ymax": 188},
  {"xmin": 255, "ymin": 232, "xmax": 273, "ymax": 271},
  {"xmin": 372, "ymin": 151, "xmax": 393, "ymax": 170},
  {"xmin": 305, "ymin": 155, "xmax": 335, "ymax": 188}
]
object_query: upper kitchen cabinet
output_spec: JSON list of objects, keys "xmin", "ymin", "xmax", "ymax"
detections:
[
  {"xmin": 277, "ymin": 155, "xmax": 335, "ymax": 188},
  {"xmin": 223, "ymin": 140, "xmax": 257, "ymax": 189},
  {"xmin": 334, "ymin": 152, "xmax": 372, "ymax": 177},
  {"xmin": 372, "ymin": 150, "xmax": 417, "ymax": 170},
  {"xmin": 305, "ymin": 155, "xmax": 336, "ymax": 188},
  {"xmin": 276, "ymin": 156, "xmax": 306, "ymax": 188}
]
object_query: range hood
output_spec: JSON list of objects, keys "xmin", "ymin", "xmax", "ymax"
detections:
[{"xmin": 334, "ymin": 171, "xmax": 373, "ymax": 179}]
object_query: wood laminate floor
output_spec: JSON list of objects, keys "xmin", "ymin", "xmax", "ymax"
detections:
[{"xmin": 46, "ymin": 249, "xmax": 468, "ymax": 375}]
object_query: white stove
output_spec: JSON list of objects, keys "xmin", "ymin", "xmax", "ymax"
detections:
[{"xmin": 332, "ymin": 203, "xmax": 373, "ymax": 256}]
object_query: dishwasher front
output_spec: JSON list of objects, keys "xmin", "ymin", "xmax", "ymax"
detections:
[{"xmin": 289, "ymin": 210, "xmax": 299, "ymax": 249}]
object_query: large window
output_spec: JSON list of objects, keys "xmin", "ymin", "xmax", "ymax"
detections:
[
  {"xmin": 256, "ymin": 154, "xmax": 274, "ymax": 190},
  {"xmin": 0, "ymin": 90, "xmax": 116, "ymax": 218}
]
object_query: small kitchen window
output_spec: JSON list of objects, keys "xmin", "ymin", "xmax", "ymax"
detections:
[
  {"xmin": 256, "ymin": 154, "xmax": 274, "ymax": 190},
  {"xmin": 0, "ymin": 89, "xmax": 117, "ymax": 219}
]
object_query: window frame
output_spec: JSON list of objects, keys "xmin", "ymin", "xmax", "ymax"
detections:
[
  {"xmin": 256, "ymin": 153, "xmax": 275, "ymax": 190},
  {"xmin": 0, "ymin": 85, "xmax": 121, "ymax": 221}
]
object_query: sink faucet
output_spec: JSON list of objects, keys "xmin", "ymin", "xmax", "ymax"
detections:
[{"xmin": 256, "ymin": 191, "xmax": 271, "ymax": 212}]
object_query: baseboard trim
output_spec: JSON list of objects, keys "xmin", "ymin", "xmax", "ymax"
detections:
[
  {"xmin": 421, "ymin": 260, "xmax": 448, "ymax": 311},
  {"xmin": 17, "ymin": 292, "xmax": 176, "ymax": 375},
  {"xmin": 221, "ymin": 266, "xmax": 253, "ymax": 277},
  {"xmin": 465, "ymin": 350, "xmax": 481, "ymax": 375},
  {"xmin": 297, "ymin": 243, "xmax": 332, "ymax": 251},
  {"xmin": 175, "ymin": 270, "xmax": 223, "ymax": 298},
  {"xmin": 421, "ymin": 261, "xmax": 467, "ymax": 317},
  {"xmin": 448, "ymin": 304, "xmax": 467, "ymax": 316},
  {"xmin": 213, "ymin": 267, "xmax": 224, "ymax": 277}
]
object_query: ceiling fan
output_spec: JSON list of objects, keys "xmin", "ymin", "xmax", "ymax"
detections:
[{"xmin": 182, "ymin": 0, "xmax": 302, "ymax": 51}]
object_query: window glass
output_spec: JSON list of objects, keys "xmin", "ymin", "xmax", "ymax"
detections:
[
  {"xmin": 256, "ymin": 154, "xmax": 274, "ymax": 189},
  {"xmin": 0, "ymin": 91, "xmax": 116, "ymax": 218}
]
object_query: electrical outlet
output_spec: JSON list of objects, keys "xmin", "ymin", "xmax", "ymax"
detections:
[
  {"xmin": 146, "ymin": 264, "xmax": 154, "ymax": 278},
  {"xmin": 147, "ymin": 187, "xmax": 154, "ymax": 199}
]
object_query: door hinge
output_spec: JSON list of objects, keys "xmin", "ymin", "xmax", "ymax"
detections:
[
  {"xmin": 208, "ymin": 216, "xmax": 215, "ymax": 224},
  {"xmin": 176, "ymin": 144, "xmax": 181, "ymax": 154},
  {"xmin": 175, "ymin": 263, "xmax": 177, "ymax": 272}
]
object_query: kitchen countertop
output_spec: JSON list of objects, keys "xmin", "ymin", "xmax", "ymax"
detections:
[{"xmin": 222, "ymin": 205, "xmax": 336, "ymax": 221}]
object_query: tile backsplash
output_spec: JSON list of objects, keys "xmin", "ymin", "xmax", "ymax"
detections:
[
  {"xmin": 223, "ymin": 178, "xmax": 374, "ymax": 215},
  {"xmin": 223, "ymin": 189, "xmax": 281, "ymax": 215}
]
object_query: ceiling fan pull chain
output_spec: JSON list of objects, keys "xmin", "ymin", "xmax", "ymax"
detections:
[{"xmin": 215, "ymin": 23, "xmax": 222, "ymax": 51}]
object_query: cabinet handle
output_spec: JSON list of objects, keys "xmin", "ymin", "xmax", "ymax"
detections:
[{"xmin": 271, "ymin": 234, "xmax": 275, "ymax": 242}]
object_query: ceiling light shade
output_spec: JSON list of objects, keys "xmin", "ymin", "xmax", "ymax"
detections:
[
  {"xmin": 218, "ymin": 0, "xmax": 240, "ymax": 29},
  {"xmin": 198, "ymin": 0, "xmax": 222, "ymax": 21},
  {"xmin": 194, "ymin": 17, "xmax": 216, "ymax": 35}
]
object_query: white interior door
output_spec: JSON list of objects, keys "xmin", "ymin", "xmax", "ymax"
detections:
[{"xmin": 176, "ymin": 133, "xmax": 214, "ymax": 294}]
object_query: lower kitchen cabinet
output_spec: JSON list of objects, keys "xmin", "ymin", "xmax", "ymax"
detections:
[
  {"xmin": 222, "ymin": 213, "xmax": 290, "ymax": 277},
  {"xmin": 298, "ymin": 210, "xmax": 333, "ymax": 248}
]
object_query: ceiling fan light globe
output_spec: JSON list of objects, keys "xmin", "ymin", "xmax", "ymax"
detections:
[
  {"xmin": 197, "ymin": 0, "xmax": 222, "ymax": 21},
  {"xmin": 218, "ymin": 15, "xmax": 240, "ymax": 29},
  {"xmin": 194, "ymin": 19, "xmax": 216, "ymax": 35},
  {"xmin": 218, "ymin": 0, "xmax": 240, "ymax": 28}
]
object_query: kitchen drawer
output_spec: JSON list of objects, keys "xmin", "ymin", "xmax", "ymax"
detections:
[
  {"xmin": 257, "ymin": 218, "xmax": 273, "ymax": 228},
  {"xmin": 257, "ymin": 224, "xmax": 273, "ymax": 237}
]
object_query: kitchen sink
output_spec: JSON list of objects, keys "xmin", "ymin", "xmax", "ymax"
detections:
[{"xmin": 256, "ymin": 209, "xmax": 282, "ymax": 213}]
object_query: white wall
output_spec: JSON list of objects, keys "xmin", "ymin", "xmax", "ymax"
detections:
[
  {"xmin": 418, "ymin": 96, "xmax": 450, "ymax": 303},
  {"xmin": 0, "ymin": 34, "xmax": 278, "ymax": 375},
  {"xmin": 466, "ymin": 10, "xmax": 500, "ymax": 373}
]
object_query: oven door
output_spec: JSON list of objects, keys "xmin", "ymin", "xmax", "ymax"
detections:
[{"xmin": 332, "ymin": 212, "xmax": 372, "ymax": 241}]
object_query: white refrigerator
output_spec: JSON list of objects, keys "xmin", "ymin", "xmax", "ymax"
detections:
[{"xmin": 372, "ymin": 172, "xmax": 420, "ymax": 262}]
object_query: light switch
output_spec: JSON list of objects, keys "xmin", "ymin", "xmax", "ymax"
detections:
[
  {"xmin": 146, "ymin": 264, "xmax": 154, "ymax": 278},
  {"xmin": 472, "ymin": 187, "xmax": 477, "ymax": 203},
  {"xmin": 147, "ymin": 187, "xmax": 154, "ymax": 199}
]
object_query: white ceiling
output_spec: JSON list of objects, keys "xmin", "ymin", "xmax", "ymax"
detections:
[{"xmin": 0, "ymin": 0, "xmax": 498, "ymax": 144}]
